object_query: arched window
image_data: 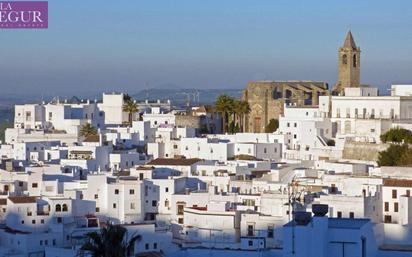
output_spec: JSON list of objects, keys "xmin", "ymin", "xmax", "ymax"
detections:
[
  {"xmin": 272, "ymin": 87, "xmax": 282, "ymax": 99},
  {"xmin": 342, "ymin": 54, "xmax": 347, "ymax": 65},
  {"xmin": 55, "ymin": 204, "xmax": 61, "ymax": 212},
  {"xmin": 285, "ymin": 89, "xmax": 293, "ymax": 99},
  {"xmin": 353, "ymin": 54, "xmax": 357, "ymax": 67},
  {"xmin": 62, "ymin": 204, "xmax": 68, "ymax": 212}
]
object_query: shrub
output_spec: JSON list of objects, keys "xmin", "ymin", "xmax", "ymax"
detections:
[
  {"xmin": 380, "ymin": 127, "xmax": 412, "ymax": 144},
  {"xmin": 326, "ymin": 139, "xmax": 335, "ymax": 146},
  {"xmin": 265, "ymin": 119, "xmax": 279, "ymax": 133},
  {"xmin": 377, "ymin": 144, "xmax": 409, "ymax": 166}
]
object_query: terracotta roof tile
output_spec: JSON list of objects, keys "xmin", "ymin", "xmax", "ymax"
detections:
[
  {"xmin": 8, "ymin": 196, "xmax": 37, "ymax": 204},
  {"xmin": 383, "ymin": 179, "xmax": 412, "ymax": 188}
]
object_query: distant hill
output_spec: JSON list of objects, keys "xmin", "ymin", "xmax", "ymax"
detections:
[{"xmin": 132, "ymin": 88, "xmax": 244, "ymax": 107}]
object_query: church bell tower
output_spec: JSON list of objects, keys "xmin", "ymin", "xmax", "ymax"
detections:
[{"xmin": 333, "ymin": 31, "xmax": 361, "ymax": 95}]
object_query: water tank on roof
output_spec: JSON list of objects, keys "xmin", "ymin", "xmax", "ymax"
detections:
[{"xmin": 312, "ymin": 204, "xmax": 329, "ymax": 217}]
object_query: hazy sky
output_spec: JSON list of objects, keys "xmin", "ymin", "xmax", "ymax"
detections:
[{"xmin": 1, "ymin": 0, "xmax": 412, "ymax": 96}]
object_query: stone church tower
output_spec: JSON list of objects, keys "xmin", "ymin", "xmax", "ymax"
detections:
[{"xmin": 332, "ymin": 31, "xmax": 361, "ymax": 95}]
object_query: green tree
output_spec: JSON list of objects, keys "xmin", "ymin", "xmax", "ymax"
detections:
[
  {"xmin": 80, "ymin": 123, "xmax": 98, "ymax": 138},
  {"xmin": 377, "ymin": 144, "xmax": 408, "ymax": 166},
  {"xmin": 123, "ymin": 100, "xmax": 139, "ymax": 126},
  {"xmin": 215, "ymin": 95, "xmax": 235, "ymax": 133},
  {"xmin": 265, "ymin": 119, "xmax": 279, "ymax": 133},
  {"xmin": 380, "ymin": 127, "xmax": 412, "ymax": 144},
  {"xmin": 234, "ymin": 100, "xmax": 250, "ymax": 132},
  {"xmin": 79, "ymin": 223, "xmax": 141, "ymax": 257},
  {"xmin": 397, "ymin": 147, "xmax": 412, "ymax": 166},
  {"xmin": 123, "ymin": 94, "xmax": 132, "ymax": 102}
]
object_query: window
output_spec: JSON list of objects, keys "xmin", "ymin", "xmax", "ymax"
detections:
[
  {"xmin": 32, "ymin": 183, "xmax": 38, "ymax": 188},
  {"xmin": 62, "ymin": 204, "xmax": 68, "ymax": 212},
  {"xmin": 57, "ymin": 217, "xmax": 62, "ymax": 223},
  {"xmin": 130, "ymin": 203, "xmax": 135, "ymax": 209},
  {"xmin": 349, "ymin": 212, "xmax": 354, "ymax": 218},
  {"xmin": 41, "ymin": 219, "xmax": 44, "ymax": 224},
  {"xmin": 113, "ymin": 203, "xmax": 117, "ymax": 208},
  {"xmin": 40, "ymin": 240, "xmax": 43, "ymax": 246},
  {"xmin": 294, "ymin": 123, "xmax": 297, "ymax": 127},
  {"xmin": 407, "ymin": 190, "xmax": 411, "ymax": 197},
  {"xmin": 96, "ymin": 207, "xmax": 100, "ymax": 212},
  {"xmin": 153, "ymin": 243, "xmax": 157, "ymax": 249},
  {"xmin": 115, "ymin": 189, "xmax": 119, "ymax": 194},
  {"xmin": 55, "ymin": 204, "xmax": 61, "ymax": 212},
  {"xmin": 392, "ymin": 189, "xmax": 397, "ymax": 199},
  {"xmin": 394, "ymin": 202, "xmax": 399, "ymax": 212},
  {"xmin": 264, "ymin": 148, "xmax": 267, "ymax": 154},
  {"xmin": 337, "ymin": 211, "xmax": 342, "ymax": 218},
  {"xmin": 342, "ymin": 54, "xmax": 347, "ymax": 65},
  {"xmin": 53, "ymin": 239, "xmax": 56, "ymax": 246},
  {"xmin": 18, "ymin": 181, "xmax": 23, "ymax": 187},
  {"xmin": 173, "ymin": 145, "xmax": 178, "ymax": 149},
  {"xmin": 267, "ymin": 225, "xmax": 274, "ymax": 238},
  {"xmin": 353, "ymin": 54, "xmax": 357, "ymax": 67},
  {"xmin": 152, "ymin": 200, "xmax": 157, "ymax": 207},
  {"xmin": 129, "ymin": 189, "xmax": 135, "ymax": 195},
  {"xmin": 248, "ymin": 240, "xmax": 253, "ymax": 246},
  {"xmin": 145, "ymin": 243, "xmax": 149, "ymax": 250},
  {"xmin": 330, "ymin": 184, "xmax": 337, "ymax": 194},
  {"xmin": 165, "ymin": 187, "xmax": 169, "ymax": 193},
  {"xmin": 178, "ymin": 218, "xmax": 184, "ymax": 224},
  {"xmin": 287, "ymin": 122, "xmax": 290, "ymax": 127},
  {"xmin": 21, "ymin": 220, "xmax": 24, "ymax": 224},
  {"xmin": 94, "ymin": 194, "xmax": 98, "ymax": 199},
  {"xmin": 139, "ymin": 173, "xmax": 144, "ymax": 180},
  {"xmin": 384, "ymin": 202, "xmax": 389, "ymax": 212},
  {"xmin": 45, "ymin": 240, "xmax": 48, "ymax": 246},
  {"xmin": 177, "ymin": 204, "xmax": 184, "ymax": 215},
  {"xmin": 247, "ymin": 225, "xmax": 254, "ymax": 236},
  {"xmin": 384, "ymin": 215, "xmax": 392, "ymax": 223},
  {"xmin": 32, "ymin": 220, "xmax": 36, "ymax": 224}
]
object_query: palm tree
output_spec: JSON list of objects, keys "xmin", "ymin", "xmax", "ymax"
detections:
[
  {"xmin": 80, "ymin": 123, "xmax": 98, "ymax": 138},
  {"xmin": 78, "ymin": 223, "xmax": 141, "ymax": 257},
  {"xmin": 215, "ymin": 95, "xmax": 234, "ymax": 133},
  {"xmin": 234, "ymin": 100, "xmax": 250, "ymax": 132},
  {"xmin": 123, "ymin": 100, "xmax": 139, "ymax": 126}
]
